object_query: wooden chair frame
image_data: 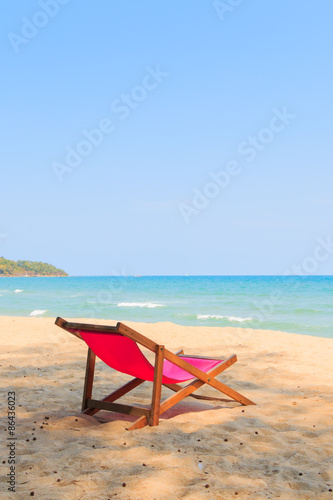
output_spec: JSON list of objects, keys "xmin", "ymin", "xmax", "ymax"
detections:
[{"xmin": 55, "ymin": 317, "xmax": 255, "ymax": 430}]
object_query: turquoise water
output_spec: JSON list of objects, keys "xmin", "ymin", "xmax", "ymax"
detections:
[{"xmin": 0, "ymin": 276, "xmax": 332, "ymax": 338}]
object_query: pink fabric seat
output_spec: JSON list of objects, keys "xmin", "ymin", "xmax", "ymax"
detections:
[{"xmin": 72, "ymin": 329, "xmax": 222, "ymax": 385}]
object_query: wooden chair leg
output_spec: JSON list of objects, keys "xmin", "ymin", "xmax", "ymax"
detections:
[
  {"xmin": 149, "ymin": 345, "xmax": 164, "ymax": 426},
  {"xmin": 163, "ymin": 354, "xmax": 240, "ymax": 402},
  {"xmin": 164, "ymin": 383, "xmax": 230, "ymax": 402},
  {"xmin": 159, "ymin": 358, "xmax": 255, "ymax": 417},
  {"xmin": 81, "ymin": 348, "xmax": 96, "ymax": 412},
  {"xmin": 127, "ymin": 415, "xmax": 148, "ymax": 431},
  {"xmin": 82, "ymin": 378, "xmax": 145, "ymax": 416}
]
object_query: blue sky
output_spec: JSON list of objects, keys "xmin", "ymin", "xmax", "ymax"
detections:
[{"xmin": 1, "ymin": 1, "xmax": 333, "ymax": 275}]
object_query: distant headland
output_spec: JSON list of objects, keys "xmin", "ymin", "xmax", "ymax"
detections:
[{"xmin": 0, "ymin": 257, "xmax": 68, "ymax": 277}]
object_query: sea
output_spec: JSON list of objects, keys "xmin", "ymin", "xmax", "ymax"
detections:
[{"xmin": 0, "ymin": 276, "xmax": 332, "ymax": 338}]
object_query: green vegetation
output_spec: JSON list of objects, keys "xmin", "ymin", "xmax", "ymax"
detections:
[{"xmin": 0, "ymin": 257, "xmax": 68, "ymax": 277}]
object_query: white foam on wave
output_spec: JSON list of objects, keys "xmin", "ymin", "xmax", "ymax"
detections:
[
  {"xmin": 117, "ymin": 302, "xmax": 164, "ymax": 308},
  {"xmin": 15, "ymin": 289, "xmax": 23, "ymax": 293},
  {"xmin": 197, "ymin": 314, "xmax": 253, "ymax": 322},
  {"xmin": 29, "ymin": 310, "xmax": 47, "ymax": 316}
]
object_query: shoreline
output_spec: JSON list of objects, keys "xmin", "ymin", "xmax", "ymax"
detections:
[
  {"xmin": 0, "ymin": 314, "xmax": 331, "ymax": 341},
  {"xmin": 1, "ymin": 317, "xmax": 333, "ymax": 498}
]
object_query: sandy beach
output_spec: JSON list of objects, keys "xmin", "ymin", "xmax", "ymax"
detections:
[{"xmin": 1, "ymin": 316, "xmax": 333, "ymax": 499}]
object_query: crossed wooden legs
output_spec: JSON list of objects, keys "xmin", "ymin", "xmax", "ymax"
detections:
[{"xmin": 78, "ymin": 347, "xmax": 255, "ymax": 430}]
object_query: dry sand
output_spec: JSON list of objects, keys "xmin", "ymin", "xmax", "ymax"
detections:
[{"xmin": 1, "ymin": 316, "xmax": 333, "ymax": 499}]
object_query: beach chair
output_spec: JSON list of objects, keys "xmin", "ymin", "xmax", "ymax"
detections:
[{"xmin": 55, "ymin": 317, "xmax": 255, "ymax": 430}]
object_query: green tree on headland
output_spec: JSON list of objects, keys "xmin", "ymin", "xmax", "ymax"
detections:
[{"xmin": 0, "ymin": 257, "xmax": 68, "ymax": 277}]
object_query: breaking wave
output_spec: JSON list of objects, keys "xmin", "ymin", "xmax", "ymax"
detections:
[
  {"xmin": 197, "ymin": 314, "xmax": 254, "ymax": 322},
  {"xmin": 29, "ymin": 310, "xmax": 47, "ymax": 316}
]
